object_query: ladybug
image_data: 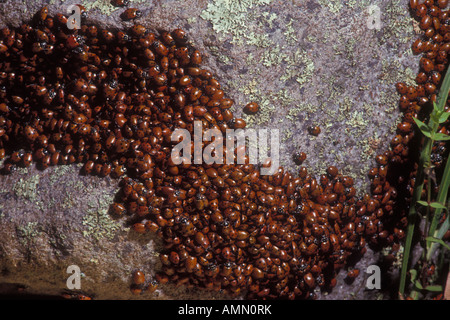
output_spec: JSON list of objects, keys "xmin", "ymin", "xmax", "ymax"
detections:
[
  {"xmin": 10, "ymin": 151, "xmax": 24, "ymax": 163},
  {"xmin": 395, "ymin": 82, "xmax": 408, "ymax": 94},
  {"xmin": 293, "ymin": 151, "xmax": 307, "ymax": 165},
  {"xmin": 37, "ymin": 6, "xmax": 48, "ymax": 22},
  {"xmin": 160, "ymin": 31, "xmax": 175, "ymax": 46},
  {"xmin": 425, "ymin": 82, "xmax": 437, "ymax": 94},
  {"xmin": 121, "ymin": 8, "xmax": 142, "ymax": 21},
  {"xmin": 146, "ymin": 279, "xmax": 159, "ymax": 293},
  {"xmin": 397, "ymin": 122, "xmax": 412, "ymax": 133},
  {"xmin": 419, "ymin": 15, "xmax": 432, "ymax": 30},
  {"xmin": 77, "ymin": 5, "xmax": 88, "ymax": 19},
  {"xmin": 116, "ymin": 31, "xmax": 131, "ymax": 44},
  {"xmin": 131, "ymin": 24, "xmax": 146, "ymax": 37},
  {"xmin": 406, "ymin": 86, "xmax": 418, "ymax": 100},
  {"xmin": 100, "ymin": 163, "xmax": 112, "ymax": 177},
  {"xmin": 132, "ymin": 270, "xmax": 146, "ymax": 285},
  {"xmin": 130, "ymin": 285, "xmax": 142, "ymax": 295},
  {"xmin": 415, "ymin": 72, "xmax": 428, "ymax": 84},
  {"xmin": 66, "ymin": 34, "xmax": 84, "ymax": 49},
  {"xmin": 420, "ymin": 57, "xmax": 434, "ymax": 72},
  {"xmin": 133, "ymin": 222, "xmax": 146, "ymax": 234},
  {"xmin": 55, "ymin": 13, "xmax": 68, "ymax": 25},
  {"xmin": 243, "ymin": 101, "xmax": 259, "ymax": 114},
  {"xmin": 308, "ymin": 125, "xmax": 321, "ymax": 136},
  {"xmin": 415, "ymin": 4, "xmax": 428, "ymax": 18},
  {"xmin": 438, "ymin": 0, "xmax": 449, "ymax": 9},
  {"xmin": 152, "ymin": 40, "xmax": 168, "ymax": 56},
  {"xmin": 50, "ymin": 152, "xmax": 60, "ymax": 166},
  {"xmin": 24, "ymin": 125, "xmax": 39, "ymax": 142},
  {"xmin": 112, "ymin": 165, "xmax": 126, "ymax": 178},
  {"xmin": 101, "ymin": 29, "xmax": 114, "ymax": 42},
  {"xmin": 430, "ymin": 71, "xmax": 442, "ymax": 85},
  {"xmin": 190, "ymin": 50, "xmax": 202, "ymax": 65},
  {"xmin": 39, "ymin": 155, "xmax": 51, "ymax": 170},
  {"xmin": 303, "ymin": 272, "xmax": 315, "ymax": 289},
  {"xmin": 111, "ymin": 0, "xmax": 129, "ymax": 7},
  {"xmin": 2, "ymin": 163, "xmax": 17, "ymax": 175},
  {"xmin": 83, "ymin": 160, "xmax": 94, "ymax": 175},
  {"xmin": 346, "ymin": 267, "xmax": 360, "ymax": 279},
  {"xmin": 145, "ymin": 220, "xmax": 159, "ymax": 233},
  {"xmin": 172, "ymin": 28, "xmax": 187, "ymax": 43}
]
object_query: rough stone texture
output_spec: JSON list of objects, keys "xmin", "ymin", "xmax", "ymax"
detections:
[{"xmin": 0, "ymin": 0, "xmax": 419, "ymax": 299}]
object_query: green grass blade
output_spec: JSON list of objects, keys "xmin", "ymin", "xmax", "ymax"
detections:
[
  {"xmin": 399, "ymin": 64, "xmax": 450, "ymax": 297},
  {"xmin": 426, "ymin": 153, "xmax": 450, "ymax": 258},
  {"xmin": 426, "ymin": 236, "xmax": 450, "ymax": 251}
]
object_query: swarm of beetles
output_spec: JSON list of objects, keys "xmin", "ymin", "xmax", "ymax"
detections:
[{"xmin": 0, "ymin": 1, "xmax": 449, "ymax": 299}]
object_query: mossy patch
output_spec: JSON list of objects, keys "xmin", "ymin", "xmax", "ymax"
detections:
[
  {"xmin": 200, "ymin": 0, "xmax": 273, "ymax": 46},
  {"xmin": 81, "ymin": 191, "xmax": 122, "ymax": 241},
  {"xmin": 318, "ymin": 0, "xmax": 343, "ymax": 14},
  {"xmin": 82, "ymin": 207, "xmax": 122, "ymax": 241},
  {"xmin": 13, "ymin": 173, "xmax": 41, "ymax": 203},
  {"xmin": 16, "ymin": 221, "xmax": 42, "ymax": 247}
]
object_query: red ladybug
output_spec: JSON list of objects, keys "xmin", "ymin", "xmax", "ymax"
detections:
[
  {"xmin": 111, "ymin": 0, "xmax": 129, "ymax": 7},
  {"xmin": 308, "ymin": 125, "xmax": 321, "ymax": 136},
  {"xmin": 243, "ymin": 102, "xmax": 259, "ymax": 114},
  {"xmin": 66, "ymin": 34, "xmax": 83, "ymax": 49},
  {"xmin": 293, "ymin": 151, "xmax": 307, "ymax": 165},
  {"xmin": 132, "ymin": 270, "xmax": 145, "ymax": 285},
  {"xmin": 121, "ymin": 8, "xmax": 142, "ymax": 21},
  {"xmin": 346, "ymin": 267, "xmax": 360, "ymax": 279}
]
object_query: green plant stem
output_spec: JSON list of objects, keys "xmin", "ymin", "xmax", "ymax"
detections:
[
  {"xmin": 426, "ymin": 154, "xmax": 450, "ymax": 260},
  {"xmin": 424, "ymin": 162, "xmax": 432, "ymax": 239},
  {"xmin": 399, "ymin": 138, "xmax": 430, "ymax": 296},
  {"xmin": 398, "ymin": 65, "xmax": 450, "ymax": 298}
]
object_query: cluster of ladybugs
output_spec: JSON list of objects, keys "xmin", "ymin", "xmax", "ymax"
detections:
[
  {"xmin": 0, "ymin": 1, "xmax": 448, "ymax": 299},
  {"xmin": 391, "ymin": 0, "xmax": 450, "ymax": 231}
]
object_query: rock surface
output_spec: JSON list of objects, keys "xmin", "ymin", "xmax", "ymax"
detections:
[{"xmin": 0, "ymin": 0, "xmax": 418, "ymax": 299}]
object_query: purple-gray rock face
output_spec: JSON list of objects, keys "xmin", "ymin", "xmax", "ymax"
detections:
[{"xmin": 0, "ymin": 0, "xmax": 417, "ymax": 299}]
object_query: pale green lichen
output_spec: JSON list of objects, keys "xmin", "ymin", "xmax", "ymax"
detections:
[
  {"xmin": 209, "ymin": 45, "xmax": 234, "ymax": 65},
  {"xmin": 279, "ymin": 48, "xmax": 315, "ymax": 88},
  {"xmin": 380, "ymin": 59, "xmax": 416, "ymax": 87},
  {"xmin": 260, "ymin": 11, "xmax": 278, "ymax": 30},
  {"xmin": 16, "ymin": 221, "xmax": 42, "ymax": 246},
  {"xmin": 187, "ymin": 16, "xmax": 197, "ymax": 25},
  {"xmin": 295, "ymin": 55, "xmax": 315, "ymax": 87},
  {"xmin": 380, "ymin": 0, "xmax": 415, "ymax": 46},
  {"xmin": 283, "ymin": 19, "xmax": 298, "ymax": 46},
  {"xmin": 260, "ymin": 44, "xmax": 287, "ymax": 68},
  {"xmin": 82, "ymin": 207, "xmax": 121, "ymax": 241},
  {"xmin": 13, "ymin": 173, "xmax": 41, "ymax": 203},
  {"xmin": 81, "ymin": 191, "xmax": 122, "ymax": 241},
  {"xmin": 200, "ymin": 0, "xmax": 273, "ymax": 46},
  {"xmin": 318, "ymin": 0, "xmax": 343, "ymax": 14},
  {"xmin": 381, "ymin": 245, "xmax": 404, "ymax": 268},
  {"xmin": 285, "ymin": 102, "xmax": 318, "ymax": 122},
  {"xmin": 237, "ymin": 79, "xmax": 276, "ymax": 127}
]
